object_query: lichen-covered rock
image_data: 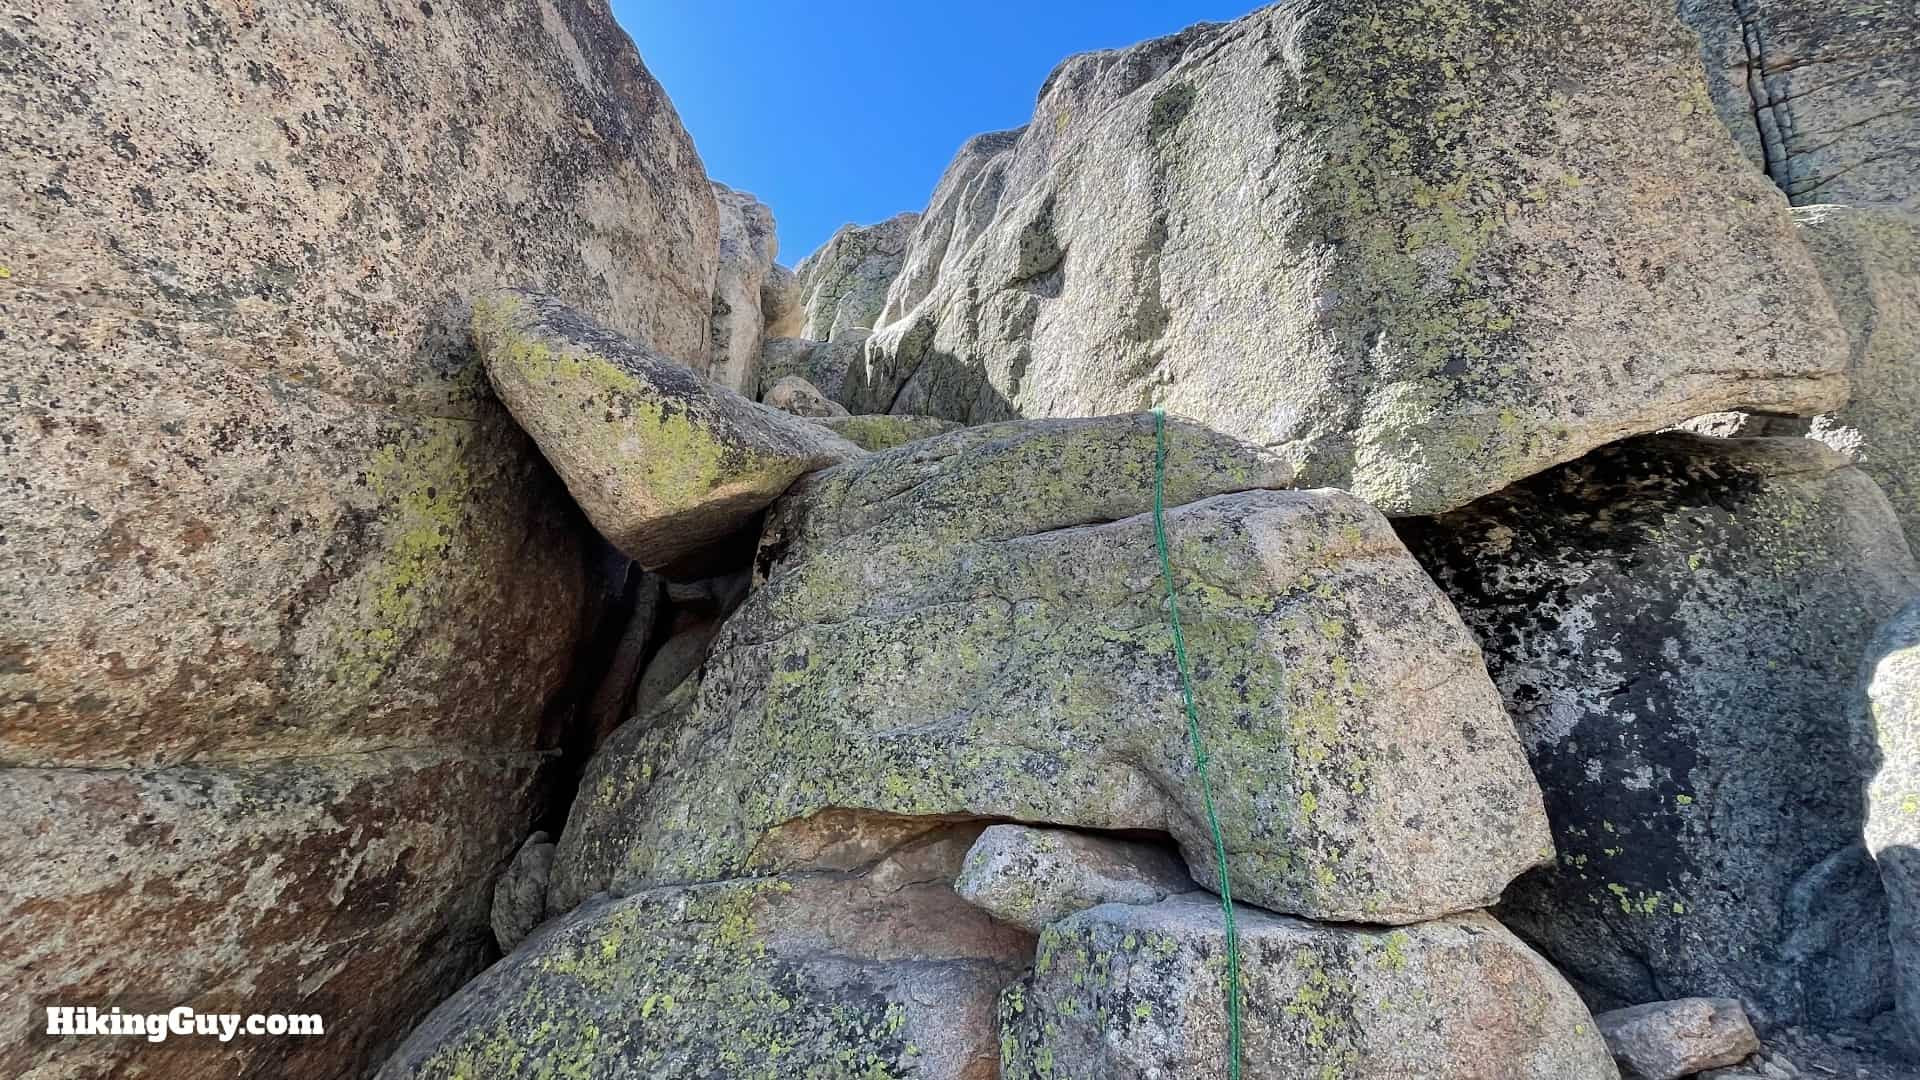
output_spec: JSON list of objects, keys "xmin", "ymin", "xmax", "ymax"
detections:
[
  {"xmin": 1680, "ymin": 0, "xmax": 1918, "ymax": 209},
  {"xmin": 473, "ymin": 289, "xmax": 863, "ymax": 569},
  {"xmin": 863, "ymin": 1, "xmax": 1847, "ymax": 515},
  {"xmin": 491, "ymin": 831, "xmax": 557, "ymax": 954},
  {"xmin": 764, "ymin": 374, "xmax": 850, "ymax": 419},
  {"xmin": 1, "ymin": 1, "xmax": 714, "ymax": 1074},
  {"xmin": 1399, "ymin": 433, "xmax": 1920, "ymax": 1025},
  {"xmin": 380, "ymin": 831, "xmax": 1032, "ymax": 1080},
  {"xmin": 793, "ymin": 212, "xmax": 919, "ymax": 341},
  {"xmin": 707, "ymin": 183, "xmax": 779, "ymax": 394},
  {"xmin": 3, "ymin": 753, "xmax": 543, "ymax": 1080},
  {"xmin": 998, "ymin": 894, "xmax": 1619, "ymax": 1079},
  {"xmin": 954, "ymin": 824, "xmax": 1192, "ymax": 933},
  {"xmin": 552, "ymin": 414, "xmax": 1553, "ymax": 924},
  {"xmin": 814, "ymin": 413, "xmax": 966, "ymax": 451},
  {"xmin": 1863, "ymin": 599, "xmax": 1920, "ymax": 1047},
  {"xmin": 1595, "ymin": 998, "xmax": 1761, "ymax": 1080},
  {"xmin": 758, "ymin": 332, "xmax": 871, "ymax": 410},
  {"xmin": 1794, "ymin": 206, "xmax": 1920, "ymax": 551}
]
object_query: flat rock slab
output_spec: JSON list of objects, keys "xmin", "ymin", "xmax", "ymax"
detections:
[
  {"xmin": 551, "ymin": 415, "xmax": 1551, "ymax": 924},
  {"xmin": 1596, "ymin": 998, "xmax": 1760, "ymax": 1080},
  {"xmin": 380, "ymin": 835, "xmax": 1032, "ymax": 1080},
  {"xmin": 862, "ymin": 0, "xmax": 1847, "ymax": 515},
  {"xmin": 954, "ymin": 824, "xmax": 1194, "ymax": 933},
  {"xmin": 999, "ymin": 893, "xmax": 1619, "ymax": 1079},
  {"xmin": 1401, "ymin": 433, "xmax": 1920, "ymax": 1025},
  {"xmin": 473, "ymin": 289, "xmax": 863, "ymax": 569}
]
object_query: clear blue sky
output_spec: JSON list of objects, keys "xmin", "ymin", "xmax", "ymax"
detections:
[{"xmin": 612, "ymin": 1, "xmax": 1264, "ymax": 264}]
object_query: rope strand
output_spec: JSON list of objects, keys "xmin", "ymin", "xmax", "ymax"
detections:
[{"xmin": 1150, "ymin": 408, "xmax": 1244, "ymax": 1079}]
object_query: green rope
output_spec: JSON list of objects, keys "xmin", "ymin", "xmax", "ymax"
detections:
[{"xmin": 1150, "ymin": 408, "xmax": 1244, "ymax": 1078}]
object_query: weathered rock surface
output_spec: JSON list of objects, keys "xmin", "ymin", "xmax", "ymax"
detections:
[
  {"xmin": 552, "ymin": 414, "xmax": 1553, "ymax": 924},
  {"xmin": 764, "ymin": 374, "xmax": 850, "ymax": 419},
  {"xmin": 1863, "ymin": 599, "xmax": 1920, "ymax": 1047},
  {"xmin": 863, "ymin": 1, "xmax": 1848, "ymax": 515},
  {"xmin": 1596, "ymin": 998, "xmax": 1761, "ymax": 1080},
  {"xmin": 758, "ymin": 333, "xmax": 870, "ymax": 409},
  {"xmin": 473, "ymin": 289, "xmax": 864, "ymax": 569},
  {"xmin": 630, "ymin": 620, "xmax": 724, "ymax": 722},
  {"xmin": 2, "ymin": 1, "xmax": 713, "ymax": 1074},
  {"xmin": 705, "ymin": 183, "xmax": 779, "ymax": 394},
  {"xmin": 381, "ymin": 829, "xmax": 1032, "ymax": 1080},
  {"xmin": 1680, "ymin": 0, "xmax": 1918, "ymax": 209},
  {"xmin": 954, "ymin": 824, "xmax": 1192, "ymax": 933},
  {"xmin": 1400, "ymin": 433, "xmax": 1920, "ymax": 1025},
  {"xmin": 1795, "ymin": 206, "xmax": 1920, "ymax": 551},
  {"xmin": 815, "ymin": 413, "xmax": 966, "ymax": 451},
  {"xmin": 761, "ymin": 263, "xmax": 804, "ymax": 340},
  {"xmin": 999, "ymin": 894, "xmax": 1618, "ymax": 1079},
  {"xmin": 491, "ymin": 831, "xmax": 558, "ymax": 954},
  {"xmin": 4, "ymin": 753, "xmax": 543, "ymax": 1080},
  {"xmin": 793, "ymin": 212, "xmax": 919, "ymax": 341}
]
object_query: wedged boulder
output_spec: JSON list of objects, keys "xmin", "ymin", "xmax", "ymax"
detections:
[
  {"xmin": 705, "ymin": 183, "xmax": 779, "ymax": 394},
  {"xmin": 473, "ymin": 289, "xmax": 864, "ymax": 569},
  {"xmin": 2, "ymin": 1, "xmax": 713, "ymax": 1074},
  {"xmin": 815, "ymin": 413, "xmax": 966, "ymax": 451},
  {"xmin": 1680, "ymin": 0, "xmax": 1918, "ymax": 209},
  {"xmin": 863, "ymin": 1, "xmax": 1847, "ymax": 515},
  {"xmin": 1399, "ymin": 433, "xmax": 1920, "ymax": 1025},
  {"xmin": 1595, "ymin": 998, "xmax": 1760, "ymax": 1080},
  {"xmin": 793, "ymin": 212, "xmax": 919, "ymax": 341},
  {"xmin": 3, "ymin": 752, "xmax": 543, "ymax": 1080},
  {"xmin": 491, "ymin": 831, "xmax": 557, "ymax": 954},
  {"xmin": 1795, "ymin": 206, "xmax": 1920, "ymax": 551},
  {"xmin": 764, "ymin": 374, "xmax": 850, "ymax": 419},
  {"xmin": 1863, "ymin": 599, "xmax": 1920, "ymax": 1046},
  {"xmin": 954, "ymin": 824, "xmax": 1192, "ymax": 933},
  {"xmin": 380, "ymin": 830, "xmax": 1032, "ymax": 1080},
  {"xmin": 998, "ymin": 894, "xmax": 1618, "ymax": 1079},
  {"xmin": 551, "ymin": 414, "xmax": 1552, "ymax": 924},
  {"xmin": 762, "ymin": 264, "xmax": 804, "ymax": 340}
]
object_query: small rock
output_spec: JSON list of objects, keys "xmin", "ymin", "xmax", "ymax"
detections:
[
  {"xmin": 953, "ymin": 825, "xmax": 1192, "ymax": 932},
  {"xmin": 490, "ymin": 832, "xmax": 557, "ymax": 954},
  {"xmin": 1596, "ymin": 997, "xmax": 1761, "ymax": 1080},
  {"xmin": 763, "ymin": 374, "xmax": 849, "ymax": 419}
]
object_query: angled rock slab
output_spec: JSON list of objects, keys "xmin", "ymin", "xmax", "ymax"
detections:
[
  {"xmin": 814, "ymin": 413, "xmax": 965, "ymax": 451},
  {"xmin": 473, "ymin": 289, "xmax": 863, "ymax": 569},
  {"xmin": 552, "ymin": 414, "xmax": 1552, "ymax": 924},
  {"xmin": 380, "ymin": 837, "xmax": 1032, "ymax": 1080},
  {"xmin": 998, "ymin": 894, "xmax": 1618, "ymax": 1079},
  {"xmin": 1681, "ymin": 0, "xmax": 1919, "ymax": 209},
  {"xmin": 955, "ymin": 824, "xmax": 1193, "ymax": 933},
  {"xmin": 1863, "ymin": 599, "xmax": 1920, "ymax": 1048},
  {"xmin": 793, "ymin": 212, "xmax": 920, "ymax": 341},
  {"xmin": 863, "ymin": 1, "xmax": 1847, "ymax": 514},
  {"xmin": 1400, "ymin": 433, "xmax": 1920, "ymax": 1025}
]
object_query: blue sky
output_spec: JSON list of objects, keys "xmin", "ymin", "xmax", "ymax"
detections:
[{"xmin": 612, "ymin": 1, "xmax": 1264, "ymax": 264}]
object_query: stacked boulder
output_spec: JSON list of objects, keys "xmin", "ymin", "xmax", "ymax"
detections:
[{"xmin": 379, "ymin": 296, "xmax": 1618, "ymax": 1077}]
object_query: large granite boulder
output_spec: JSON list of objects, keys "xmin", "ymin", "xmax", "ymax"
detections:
[
  {"xmin": 379, "ymin": 828, "xmax": 1032, "ymax": 1080},
  {"xmin": 1863, "ymin": 599, "xmax": 1920, "ymax": 1047},
  {"xmin": 706, "ymin": 183, "xmax": 779, "ymax": 394},
  {"xmin": 473, "ymin": 290, "xmax": 863, "ymax": 569},
  {"xmin": 998, "ymin": 894, "xmax": 1619, "ymax": 1079},
  {"xmin": 551, "ymin": 414, "xmax": 1553, "ymax": 924},
  {"xmin": 862, "ymin": 1, "xmax": 1847, "ymax": 515},
  {"xmin": 1795, "ymin": 206, "xmax": 1920, "ymax": 551},
  {"xmin": 792, "ymin": 212, "xmax": 919, "ymax": 341},
  {"xmin": 1400, "ymin": 434, "xmax": 1920, "ymax": 1025},
  {"xmin": 1, "ymin": 1, "xmax": 714, "ymax": 1075},
  {"xmin": 1680, "ymin": 0, "xmax": 1918, "ymax": 209}
]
